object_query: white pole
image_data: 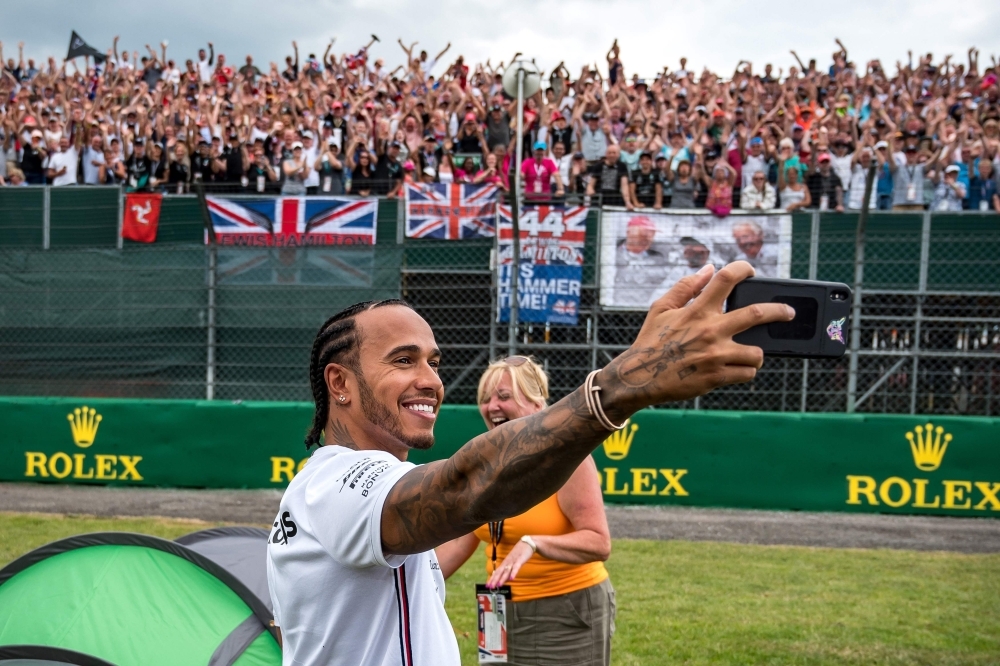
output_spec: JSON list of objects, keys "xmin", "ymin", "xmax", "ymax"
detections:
[{"xmin": 508, "ymin": 68, "xmax": 525, "ymax": 356}]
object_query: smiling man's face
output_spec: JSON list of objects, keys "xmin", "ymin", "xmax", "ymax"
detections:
[{"xmin": 349, "ymin": 306, "xmax": 444, "ymax": 452}]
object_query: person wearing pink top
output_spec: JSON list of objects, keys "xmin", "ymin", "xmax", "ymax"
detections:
[{"xmin": 520, "ymin": 141, "xmax": 565, "ymax": 201}]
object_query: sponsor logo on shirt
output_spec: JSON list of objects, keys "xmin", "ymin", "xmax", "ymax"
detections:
[{"xmin": 270, "ymin": 510, "xmax": 298, "ymax": 545}]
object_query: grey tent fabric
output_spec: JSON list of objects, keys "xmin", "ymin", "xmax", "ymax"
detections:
[
  {"xmin": 175, "ymin": 527, "xmax": 271, "ymax": 612},
  {"xmin": 0, "ymin": 644, "xmax": 116, "ymax": 665}
]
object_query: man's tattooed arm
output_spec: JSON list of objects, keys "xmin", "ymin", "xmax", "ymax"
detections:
[{"xmin": 380, "ymin": 263, "xmax": 794, "ymax": 556}]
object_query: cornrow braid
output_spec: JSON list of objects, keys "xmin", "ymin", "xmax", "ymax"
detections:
[{"xmin": 304, "ymin": 299, "xmax": 413, "ymax": 449}]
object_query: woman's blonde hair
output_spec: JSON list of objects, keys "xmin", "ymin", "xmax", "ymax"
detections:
[{"xmin": 477, "ymin": 356, "xmax": 549, "ymax": 408}]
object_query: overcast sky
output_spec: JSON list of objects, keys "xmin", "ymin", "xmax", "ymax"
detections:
[{"xmin": 3, "ymin": 0, "xmax": 999, "ymax": 79}]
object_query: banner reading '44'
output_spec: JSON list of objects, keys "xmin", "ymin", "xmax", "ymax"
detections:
[{"xmin": 497, "ymin": 205, "xmax": 588, "ymax": 326}]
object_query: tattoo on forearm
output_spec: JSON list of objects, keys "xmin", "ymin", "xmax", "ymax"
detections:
[
  {"xmin": 381, "ymin": 322, "xmax": 703, "ymax": 557},
  {"xmin": 382, "ymin": 388, "xmax": 607, "ymax": 556}
]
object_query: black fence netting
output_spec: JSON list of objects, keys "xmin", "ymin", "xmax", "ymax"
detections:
[{"xmin": 2, "ymin": 186, "xmax": 1000, "ymax": 415}]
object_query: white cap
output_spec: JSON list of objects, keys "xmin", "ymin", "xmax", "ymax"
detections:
[
  {"xmin": 291, "ymin": 141, "xmax": 303, "ymax": 149},
  {"xmin": 945, "ymin": 164, "xmax": 961, "ymax": 174},
  {"xmin": 423, "ymin": 167, "xmax": 436, "ymax": 177},
  {"xmin": 874, "ymin": 140, "xmax": 888, "ymax": 150}
]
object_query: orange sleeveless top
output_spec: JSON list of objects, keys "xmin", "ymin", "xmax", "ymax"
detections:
[{"xmin": 472, "ymin": 493, "xmax": 608, "ymax": 602}]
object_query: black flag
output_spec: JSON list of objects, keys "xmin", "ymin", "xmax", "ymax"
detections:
[{"xmin": 67, "ymin": 31, "xmax": 106, "ymax": 63}]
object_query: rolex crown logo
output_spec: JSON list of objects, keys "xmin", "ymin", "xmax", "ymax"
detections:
[
  {"xmin": 602, "ymin": 419, "xmax": 638, "ymax": 461},
  {"xmin": 906, "ymin": 422, "xmax": 951, "ymax": 472},
  {"xmin": 68, "ymin": 406, "xmax": 102, "ymax": 448}
]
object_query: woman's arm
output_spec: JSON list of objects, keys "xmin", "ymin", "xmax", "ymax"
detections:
[
  {"xmin": 486, "ymin": 457, "xmax": 611, "ymax": 588},
  {"xmin": 435, "ymin": 533, "xmax": 480, "ymax": 580}
]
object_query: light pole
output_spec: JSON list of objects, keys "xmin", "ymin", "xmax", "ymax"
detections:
[{"xmin": 502, "ymin": 60, "xmax": 540, "ymax": 356}]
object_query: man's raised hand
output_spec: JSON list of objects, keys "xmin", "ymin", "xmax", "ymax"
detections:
[{"xmin": 599, "ymin": 262, "xmax": 795, "ymax": 419}]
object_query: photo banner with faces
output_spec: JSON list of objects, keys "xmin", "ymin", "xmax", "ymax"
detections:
[
  {"xmin": 497, "ymin": 204, "xmax": 588, "ymax": 326},
  {"xmin": 599, "ymin": 209, "xmax": 792, "ymax": 310}
]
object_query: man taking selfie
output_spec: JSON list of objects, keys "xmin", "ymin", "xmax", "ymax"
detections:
[{"xmin": 267, "ymin": 263, "xmax": 794, "ymax": 665}]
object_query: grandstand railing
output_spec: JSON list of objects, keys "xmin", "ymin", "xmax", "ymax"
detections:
[{"xmin": 2, "ymin": 184, "xmax": 999, "ymax": 416}]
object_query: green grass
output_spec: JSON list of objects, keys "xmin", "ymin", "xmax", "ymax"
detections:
[{"xmin": 2, "ymin": 512, "xmax": 999, "ymax": 665}]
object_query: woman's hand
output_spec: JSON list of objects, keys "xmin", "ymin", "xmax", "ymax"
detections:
[{"xmin": 487, "ymin": 540, "xmax": 534, "ymax": 589}]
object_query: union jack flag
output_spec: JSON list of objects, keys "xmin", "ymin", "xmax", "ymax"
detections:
[
  {"xmin": 498, "ymin": 205, "xmax": 589, "ymax": 265},
  {"xmin": 404, "ymin": 183, "xmax": 499, "ymax": 239},
  {"xmin": 206, "ymin": 196, "xmax": 377, "ymax": 246}
]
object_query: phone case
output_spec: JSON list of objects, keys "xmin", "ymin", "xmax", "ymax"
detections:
[{"xmin": 726, "ymin": 278, "xmax": 852, "ymax": 359}]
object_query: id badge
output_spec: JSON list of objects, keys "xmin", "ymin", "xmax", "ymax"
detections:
[
  {"xmin": 533, "ymin": 180, "xmax": 542, "ymax": 194},
  {"xmin": 241, "ymin": 175, "xmax": 249, "ymax": 188},
  {"xmin": 980, "ymin": 200, "xmax": 989, "ymax": 212},
  {"xmin": 176, "ymin": 182, "xmax": 184, "ymax": 195},
  {"xmin": 907, "ymin": 183, "xmax": 917, "ymax": 202},
  {"xmin": 476, "ymin": 584, "xmax": 511, "ymax": 663},
  {"xmin": 323, "ymin": 175, "xmax": 332, "ymax": 192},
  {"xmin": 819, "ymin": 194, "xmax": 829, "ymax": 211},
  {"xmin": 257, "ymin": 175, "xmax": 266, "ymax": 192}
]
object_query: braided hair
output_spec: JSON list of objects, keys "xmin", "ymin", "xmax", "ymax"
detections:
[{"xmin": 304, "ymin": 299, "xmax": 412, "ymax": 449}]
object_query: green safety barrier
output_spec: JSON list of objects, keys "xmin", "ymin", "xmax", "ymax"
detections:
[{"xmin": 3, "ymin": 396, "xmax": 997, "ymax": 517}]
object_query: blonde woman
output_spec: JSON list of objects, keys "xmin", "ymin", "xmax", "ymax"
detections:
[{"xmin": 436, "ymin": 356, "xmax": 615, "ymax": 666}]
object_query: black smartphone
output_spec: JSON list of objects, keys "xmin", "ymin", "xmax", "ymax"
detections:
[{"xmin": 726, "ymin": 278, "xmax": 852, "ymax": 359}]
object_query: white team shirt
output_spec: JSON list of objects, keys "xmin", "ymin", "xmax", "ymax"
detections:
[{"xmin": 267, "ymin": 445, "xmax": 461, "ymax": 666}]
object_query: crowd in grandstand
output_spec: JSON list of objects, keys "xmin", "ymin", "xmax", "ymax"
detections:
[{"xmin": 2, "ymin": 36, "xmax": 999, "ymax": 212}]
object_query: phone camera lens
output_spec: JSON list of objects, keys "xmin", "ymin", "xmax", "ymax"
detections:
[{"xmin": 831, "ymin": 291, "xmax": 848, "ymax": 301}]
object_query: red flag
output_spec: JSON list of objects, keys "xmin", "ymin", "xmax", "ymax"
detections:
[{"xmin": 122, "ymin": 193, "xmax": 163, "ymax": 243}]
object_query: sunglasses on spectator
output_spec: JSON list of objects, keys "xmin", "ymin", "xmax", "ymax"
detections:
[{"xmin": 503, "ymin": 356, "xmax": 530, "ymax": 367}]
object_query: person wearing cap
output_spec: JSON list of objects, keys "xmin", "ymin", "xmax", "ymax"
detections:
[
  {"xmin": 630, "ymin": 151, "xmax": 662, "ymax": 209},
  {"xmin": 932, "ymin": 164, "xmax": 968, "ymax": 212},
  {"xmin": 574, "ymin": 110, "xmax": 608, "ymax": 164},
  {"xmin": 872, "ymin": 140, "xmax": 895, "ymax": 209},
  {"xmin": 521, "ymin": 141, "xmax": 563, "ymax": 201},
  {"xmin": 884, "ymin": 134, "xmax": 928, "ymax": 211},
  {"xmin": 314, "ymin": 137, "xmax": 345, "ymax": 195},
  {"xmin": 612, "ymin": 215, "xmax": 669, "ymax": 307},
  {"xmin": 805, "ymin": 152, "xmax": 845, "ymax": 212},
  {"xmin": 740, "ymin": 136, "xmax": 768, "ymax": 192},
  {"xmin": 19, "ymin": 129, "xmax": 48, "ymax": 184},
  {"xmin": 547, "ymin": 110, "xmax": 573, "ymax": 156},
  {"xmin": 124, "ymin": 137, "xmax": 154, "ymax": 191},
  {"xmin": 191, "ymin": 139, "xmax": 215, "ymax": 184},
  {"xmin": 485, "ymin": 102, "xmax": 511, "ymax": 151},
  {"xmin": 374, "ymin": 139, "xmax": 404, "ymax": 197},
  {"xmin": 324, "ymin": 100, "xmax": 349, "ymax": 149},
  {"xmin": 281, "ymin": 140, "xmax": 310, "ymax": 195}
]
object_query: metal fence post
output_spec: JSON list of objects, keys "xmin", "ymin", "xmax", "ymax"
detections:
[
  {"xmin": 42, "ymin": 186, "xmax": 51, "ymax": 250},
  {"xmin": 911, "ymin": 211, "xmax": 931, "ymax": 414},
  {"xmin": 800, "ymin": 210, "xmax": 820, "ymax": 411},
  {"xmin": 205, "ymin": 245, "xmax": 217, "ymax": 401},
  {"xmin": 116, "ymin": 186, "xmax": 124, "ymax": 250},
  {"xmin": 591, "ymin": 206, "xmax": 602, "ymax": 372},
  {"xmin": 846, "ymin": 166, "xmax": 877, "ymax": 412}
]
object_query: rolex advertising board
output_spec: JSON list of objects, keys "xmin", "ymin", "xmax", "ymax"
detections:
[{"xmin": 0, "ymin": 397, "xmax": 997, "ymax": 517}]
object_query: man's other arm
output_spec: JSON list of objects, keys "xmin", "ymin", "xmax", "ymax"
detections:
[{"xmin": 381, "ymin": 263, "xmax": 794, "ymax": 556}]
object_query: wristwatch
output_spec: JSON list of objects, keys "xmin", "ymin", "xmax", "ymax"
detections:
[{"xmin": 520, "ymin": 535, "xmax": 538, "ymax": 554}]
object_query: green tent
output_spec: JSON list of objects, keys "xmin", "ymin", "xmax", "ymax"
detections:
[{"xmin": 0, "ymin": 533, "xmax": 281, "ymax": 666}]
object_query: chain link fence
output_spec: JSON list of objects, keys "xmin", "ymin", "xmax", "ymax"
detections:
[{"xmin": 2, "ymin": 185, "xmax": 999, "ymax": 415}]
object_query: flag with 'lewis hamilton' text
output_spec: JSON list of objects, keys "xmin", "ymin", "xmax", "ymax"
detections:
[{"xmin": 497, "ymin": 204, "xmax": 588, "ymax": 326}]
